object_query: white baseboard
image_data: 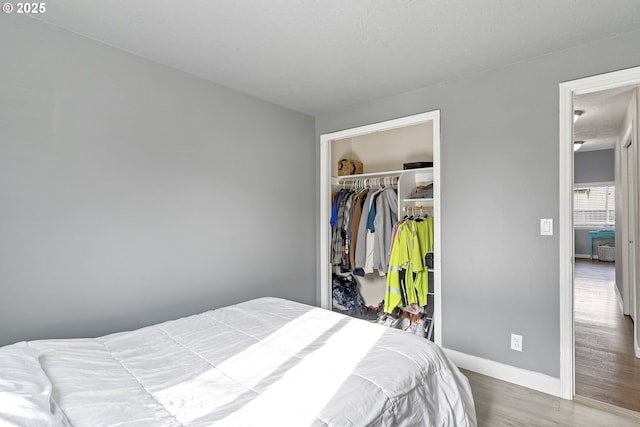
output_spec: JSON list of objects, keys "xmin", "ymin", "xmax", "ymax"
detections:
[
  {"xmin": 444, "ymin": 348, "xmax": 561, "ymax": 398},
  {"xmin": 575, "ymin": 254, "xmax": 597, "ymax": 260},
  {"xmin": 614, "ymin": 282, "xmax": 624, "ymax": 315},
  {"xmin": 636, "ymin": 339, "xmax": 640, "ymax": 359}
]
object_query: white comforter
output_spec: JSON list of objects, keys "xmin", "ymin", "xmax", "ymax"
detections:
[{"xmin": 0, "ymin": 297, "xmax": 476, "ymax": 426}]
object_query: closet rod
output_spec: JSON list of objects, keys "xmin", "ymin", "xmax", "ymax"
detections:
[
  {"xmin": 404, "ymin": 205, "xmax": 434, "ymax": 211},
  {"xmin": 339, "ymin": 176, "xmax": 399, "ymax": 186}
]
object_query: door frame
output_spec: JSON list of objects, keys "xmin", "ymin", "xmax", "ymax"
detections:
[
  {"xmin": 319, "ymin": 110, "xmax": 442, "ymax": 345},
  {"xmin": 559, "ymin": 66, "xmax": 640, "ymax": 400},
  {"xmin": 621, "ymin": 122, "xmax": 637, "ymax": 321}
]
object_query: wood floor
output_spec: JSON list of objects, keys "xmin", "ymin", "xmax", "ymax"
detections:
[
  {"xmin": 574, "ymin": 258, "xmax": 640, "ymax": 412},
  {"xmin": 465, "ymin": 369, "xmax": 640, "ymax": 426}
]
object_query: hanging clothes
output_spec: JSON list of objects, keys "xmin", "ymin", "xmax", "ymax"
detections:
[
  {"xmin": 353, "ymin": 190, "xmax": 375, "ymax": 275},
  {"xmin": 330, "ymin": 188, "xmax": 365, "ymax": 271},
  {"xmin": 349, "ymin": 189, "xmax": 369, "ymax": 270},
  {"xmin": 384, "ymin": 215, "xmax": 434, "ymax": 313},
  {"xmin": 330, "ymin": 190, "xmax": 350, "ymax": 267},
  {"xmin": 363, "ymin": 187, "xmax": 385, "ymax": 274},
  {"xmin": 372, "ymin": 187, "xmax": 398, "ymax": 274},
  {"xmin": 330, "ymin": 181, "xmax": 398, "ymax": 277}
]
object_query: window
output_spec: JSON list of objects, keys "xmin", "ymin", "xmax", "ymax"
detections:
[{"xmin": 574, "ymin": 184, "xmax": 615, "ymax": 227}]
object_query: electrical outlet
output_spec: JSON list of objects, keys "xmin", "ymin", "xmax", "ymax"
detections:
[{"xmin": 511, "ymin": 333, "xmax": 523, "ymax": 352}]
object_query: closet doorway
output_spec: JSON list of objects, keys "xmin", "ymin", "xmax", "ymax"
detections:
[
  {"xmin": 319, "ymin": 111, "xmax": 442, "ymax": 345},
  {"xmin": 559, "ymin": 66, "xmax": 640, "ymax": 402}
]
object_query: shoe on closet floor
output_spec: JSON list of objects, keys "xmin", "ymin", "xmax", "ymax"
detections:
[
  {"xmin": 383, "ymin": 314, "xmax": 401, "ymax": 328},
  {"xmin": 400, "ymin": 317, "xmax": 411, "ymax": 331},
  {"xmin": 382, "ymin": 315, "xmax": 395, "ymax": 327}
]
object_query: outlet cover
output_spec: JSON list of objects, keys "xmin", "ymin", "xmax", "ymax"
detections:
[{"xmin": 511, "ymin": 333, "xmax": 523, "ymax": 352}]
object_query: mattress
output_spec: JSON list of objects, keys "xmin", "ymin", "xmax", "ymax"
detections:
[{"xmin": 0, "ymin": 297, "xmax": 476, "ymax": 426}]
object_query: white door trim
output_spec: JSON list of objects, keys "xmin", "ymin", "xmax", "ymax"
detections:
[
  {"xmin": 559, "ymin": 66, "xmax": 640, "ymax": 400},
  {"xmin": 622, "ymin": 116, "xmax": 639, "ymax": 358},
  {"xmin": 319, "ymin": 110, "xmax": 442, "ymax": 345},
  {"xmin": 621, "ymin": 122, "xmax": 634, "ymax": 317}
]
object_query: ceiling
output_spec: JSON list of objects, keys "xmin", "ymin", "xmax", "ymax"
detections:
[
  {"xmin": 574, "ymin": 86, "xmax": 636, "ymax": 152},
  {"xmin": 31, "ymin": 1, "xmax": 640, "ymax": 115}
]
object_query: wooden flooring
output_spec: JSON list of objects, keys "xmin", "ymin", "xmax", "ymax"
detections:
[
  {"xmin": 574, "ymin": 258, "xmax": 640, "ymax": 412},
  {"xmin": 465, "ymin": 369, "xmax": 640, "ymax": 426}
]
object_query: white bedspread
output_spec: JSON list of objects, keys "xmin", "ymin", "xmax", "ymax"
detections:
[{"xmin": 1, "ymin": 297, "xmax": 476, "ymax": 426}]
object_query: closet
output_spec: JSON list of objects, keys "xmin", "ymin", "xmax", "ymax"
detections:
[{"xmin": 319, "ymin": 111, "xmax": 441, "ymax": 344}]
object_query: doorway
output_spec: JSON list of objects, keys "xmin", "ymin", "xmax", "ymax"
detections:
[
  {"xmin": 571, "ymin": 86, "xmax": 639, "ymax": 409},
  {"xmin": 559, "ymin": 67, "xmax": 640, "ymax": 402}
]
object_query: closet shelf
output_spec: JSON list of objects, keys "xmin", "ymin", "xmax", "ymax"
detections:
[
  {"xmin": 402, "ymin": 198, "xmax": 434, "ymax": 203},
  {"xmin": 332, "ymin": 167, "xmax": 433, "ymax": 186}
]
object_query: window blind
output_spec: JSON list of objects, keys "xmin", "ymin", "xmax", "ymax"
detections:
[{"xmin": 574, "ymin": 185, "xmax": 615, "ymax": 226}]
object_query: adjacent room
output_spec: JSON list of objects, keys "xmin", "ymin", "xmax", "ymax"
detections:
[
  {"xmin": 2, "ymin": 2, "xmax": 640, "ymax": 426},
  {"xmin": 572, "ymin": 87, "xmax": 640, "ymax": 411}
]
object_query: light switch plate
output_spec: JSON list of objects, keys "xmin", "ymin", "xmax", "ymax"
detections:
[{"xmin": 540, "ymin": 218, "xmax": 553, "ymax": 236}]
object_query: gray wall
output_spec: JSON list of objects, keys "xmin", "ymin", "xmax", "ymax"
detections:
[
  {"xmin": 0, "ymin": 15, "xmax": 316, "ymax": 347},
  {"xmin": 574, "ymin": 149, "xmax": 615, "ymax": 184},
  {"xmin": 615, "ymin": 89, "xmax": 639, "ymax": 312},
  {"xmin": 316, "ymin": 31, "xmax": 640, "ymax": 378},
  {"xmin": 574, "ymin": 149, "xmax": 615, "ymax": 256}
]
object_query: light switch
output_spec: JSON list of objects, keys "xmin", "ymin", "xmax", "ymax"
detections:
[{"xmin": 540, "ymin": 218, "xmax": 553, "ymax": 236}]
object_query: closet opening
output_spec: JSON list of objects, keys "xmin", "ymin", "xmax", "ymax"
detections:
[{"xmin": 319, "ymin": 111, "xmax": 442, "ymax": 345}]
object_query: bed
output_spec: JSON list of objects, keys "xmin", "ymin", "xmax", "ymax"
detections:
[{"xmin": 0, "ymin": 297, "xmax": 476, "ymax": 426}]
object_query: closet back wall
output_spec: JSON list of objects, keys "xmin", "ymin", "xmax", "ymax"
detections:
[
  {"xmin": 0, "ymin": 15, "xmax": 316, "ymax": 347},
  {"xmin": 316, "ymin": 30, "xmax": 640, "ymax": 379},
  {"xmin": 331, "ymin": 123, "xmax": 433, "ymax": 173}
]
